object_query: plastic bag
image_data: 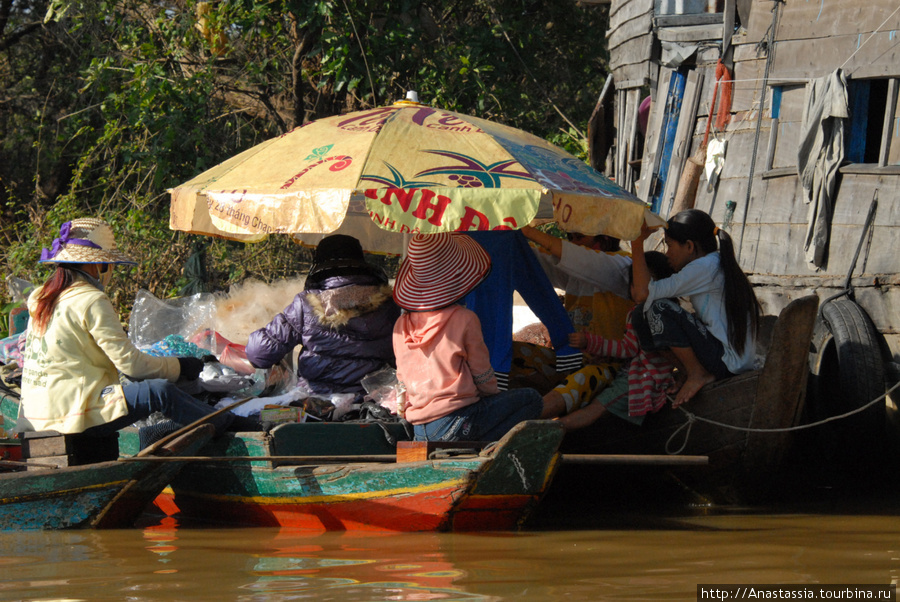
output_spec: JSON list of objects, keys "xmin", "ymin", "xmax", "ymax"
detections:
[
  {"xmin": 0, "ymin": 333, "xmax": 25, "ymax": 364},
  {"xmin": 199, "ymin": 361, "xmax": 255, "ymax": 393},
  {"xmin": 129, "ymin": 289, "xmax": 217, "ymax": 352},
  {"xmin": 6, "ymin": 276, "xmax": 33, "ymax": 303},
  {"xmin": 219, "ymin": 342, "xmax": 256, "ymax": 375},
  {"xmin": 360, "ymin": 366, "xmax": 404, "ymax": 416},
  {"xmin": 214, "ymin": 382, "xmax": 312, "ymax": 417}
]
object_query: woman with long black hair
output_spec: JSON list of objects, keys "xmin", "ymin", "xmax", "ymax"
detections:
[{"xmin": 630, "ymin": 209, "xmax": 761, "ymax": 406}]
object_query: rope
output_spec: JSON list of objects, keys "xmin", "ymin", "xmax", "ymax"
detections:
[
  {"xmin": 665, "ymin": 379, "xmax": 900, "ymax": 455},
  {"xmin": 839, "ymin": 3, "xmax": 900, "ymax": 71}
]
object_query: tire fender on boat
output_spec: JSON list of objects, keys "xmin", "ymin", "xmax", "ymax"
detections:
[{"xmin": 807, "ymin": 298, "xmax": 885, "ymax": 435}]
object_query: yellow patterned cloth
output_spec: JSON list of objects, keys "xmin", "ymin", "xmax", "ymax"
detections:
[{"xmin": 552, "ymin": 363, "xmax": 618, "ymax": 413}]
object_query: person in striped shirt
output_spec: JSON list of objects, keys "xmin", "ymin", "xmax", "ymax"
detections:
[{"xmin": 544, "ymin": 251, "xmax": 676, "ymax": 431}]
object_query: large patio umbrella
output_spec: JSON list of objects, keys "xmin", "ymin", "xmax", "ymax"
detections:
[{"xmin": 169, "ymin": 96, "xmax": 663, "ymax": 253}]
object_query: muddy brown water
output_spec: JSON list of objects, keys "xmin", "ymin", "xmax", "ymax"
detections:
[{"xmin": 2, "ymin": 476, "xmax": 899, "ymax": 602}]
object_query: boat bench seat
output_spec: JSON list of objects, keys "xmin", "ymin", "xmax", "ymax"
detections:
[
  {"xmin": 18, "ymin": 430, "xmax": 119, "ymax": 470},
  {"xmin": 269, "ymin": 422, "xmax": 489, "ymax": 464},
  {"xmin": 269, "ymin": 421, "xmax": 411, "ymax": 457}
]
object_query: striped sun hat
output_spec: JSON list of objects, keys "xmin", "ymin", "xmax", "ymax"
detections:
[
  {"xmin": 39, "ymin": 218, "xmax": 136, "ymax": 265},
  {"xmin": 393, "ymin": 233, "xmax": 491, "ymax": 312}
]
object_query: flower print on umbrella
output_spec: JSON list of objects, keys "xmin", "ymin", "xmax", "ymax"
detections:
[
  {"xmin": 359, "ymin": 162, "xmax": 442, "ymax": 189},
  {"xmin": 413, "ymin": 150, "xmax": 533, "ymax": 189}
]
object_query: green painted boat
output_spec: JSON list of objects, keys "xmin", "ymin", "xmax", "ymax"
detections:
[
  {"xmin": 153, "ymin": 419, "xmax": 566, "ymax": 531},
  {"xmin": 0, "ymin": 392, "xmax": 214, "ymax": 531}
]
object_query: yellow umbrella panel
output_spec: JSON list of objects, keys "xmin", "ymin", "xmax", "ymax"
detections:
[{"xmin": 169, "ymin": 102, "xmax": 663, "ymax": 248}]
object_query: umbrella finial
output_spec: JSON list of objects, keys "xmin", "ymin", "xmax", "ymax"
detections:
[{"xmin": 393, "ymin": 90, "xmax": 423, "ymax": 107}]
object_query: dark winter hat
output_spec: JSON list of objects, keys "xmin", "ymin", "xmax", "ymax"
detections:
[{"xmin": 306, "ymin": 234, "xmax": 384, "ymax": 286}]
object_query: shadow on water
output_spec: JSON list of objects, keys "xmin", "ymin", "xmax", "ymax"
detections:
[{"xmin": 529, "ymin": 432, "xmax": 900, "ymax": 533}]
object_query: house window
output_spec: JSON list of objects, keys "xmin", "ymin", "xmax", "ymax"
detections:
[
  {"xmin": 766, "ymin": 84, "xmax": 806, "ymax": 171},
  {"xmin": 846, "ymin": 77, "xmax": 899, "ymax": 166},
  {"xmin": 767, "ymin": 78, "xmax": 900, "ymax": 171}
]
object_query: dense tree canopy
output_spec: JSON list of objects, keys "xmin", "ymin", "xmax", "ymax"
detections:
[{"xmin": 0, "ymin": 0, "xmax": 609, "ymax": 317}]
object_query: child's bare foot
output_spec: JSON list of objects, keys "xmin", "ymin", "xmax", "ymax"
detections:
[
  {"xmin": 672, "ymin": 372, "xmax": 715, "ymax": 408},
  {"xmin": 667, "ymin": 370, "xmax": 686, "ymax": 394}
]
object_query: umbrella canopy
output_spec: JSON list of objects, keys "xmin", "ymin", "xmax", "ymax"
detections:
[{"xmin": 169, "ymin": 99, "xmax": 664, "ymax": 253}]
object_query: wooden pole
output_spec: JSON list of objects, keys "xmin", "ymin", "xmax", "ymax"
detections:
[
  {"xmin": 120, "ymin": 453, "xmax": 709, "ymax": 467},
  {"xmin": 120, "ymin": 454, "xmax": 398, "ymax": 464},
  {"xmin": 560, "ymin": 454, "xmax": 708, "ymax": 466},
  {"xmin": 137, "ymin": 396, "xmax": 256, "ymax": 457}
]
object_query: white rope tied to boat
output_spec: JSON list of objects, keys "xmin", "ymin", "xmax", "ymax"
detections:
[{"xmin": 665, "ymin": 380, "xmax": 900, "ymax": 455}]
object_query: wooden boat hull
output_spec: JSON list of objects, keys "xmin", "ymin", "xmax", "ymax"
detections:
[
  {"xmin": 561, "ymin": 295, "xmax": 820, "ymax": 503},
  {"xmin": 156, "ymin": 420, "xmax": 565, "ymax": 531},
  {"xmin": 0, "ymin": 461, "xmax": 153, "ymax": 530},
  {"xmin": 0, "ymin": 422, "xmax": 214, "ymax": 531}
]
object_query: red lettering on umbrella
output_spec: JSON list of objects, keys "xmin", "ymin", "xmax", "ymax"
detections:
[
  {"xmin": 458, "ymin": 206, "xmax": 490, "ymax": 231},
  {"xmin": 367, "ymin": 188, "xmax": 451, "ymax": 227},
  {"xmin": 411, "ymin": 190, "xmax": 451, "ymax": 226}
]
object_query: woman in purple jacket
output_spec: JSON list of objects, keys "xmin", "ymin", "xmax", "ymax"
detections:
[{"xmin": 246, "ymin": 235, "xmax": 401, "ymax": 397}]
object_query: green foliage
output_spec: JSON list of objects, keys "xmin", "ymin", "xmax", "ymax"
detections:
[{"xmin": 0, "ymin": 0, "xmax": 610, "ymax": 313}]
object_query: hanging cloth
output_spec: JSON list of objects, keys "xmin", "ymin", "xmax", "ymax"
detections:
[
  {"xmin": 463, "ymin": 230, "xmax": 578, "ymax": 389},
  {"xmin": 705, "ymin": 137, "xmax": 727, "ymax": 192},
  {"xmin": 797, "ymin": 69, "xmax": 849, "ymax": 268}
]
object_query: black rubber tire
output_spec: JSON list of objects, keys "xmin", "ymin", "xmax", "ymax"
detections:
[{"xmin": 808, "ymin": 298, "xmax": 885, "ymax": 450}]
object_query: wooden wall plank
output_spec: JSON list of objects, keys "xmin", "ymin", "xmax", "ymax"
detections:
[
  {"xmin": 616, "ymin": 91, "xmax": 628, "ymax": 186},
  {"xmin": 831, "ymin": 174, "xmax": 900, "ymax": 228},
  {"xmin": 609, "ymin": 35, "xmax": 654, "ymax": 71},
  {"xmin": 607, "ymin": 12, "xmax": 653, "ymax": 49},
  {"xmin": 728, "ymin": 55, "xmax": 766, "ymax": 113},
  {"xmin": 879, "ymin": 79, "xmax": 898, "ymax": 166},
  {"xmin": 659, "ymin": 70, "xmax": 704, "ymax": 218},
  {"xmin": 610, "ymin": 0, "xmax": 654, "ymax": 26},
  {"xmin": 742, "ymin": 175, "xmax": 804, "ymax": 224},
  {"xmin": 768, "ymin": 85, "xmax": 806, "ymax": 169},
  {"xmin": 889, "ymin": 89, "xmax": 900, "ymax": 166},
  {"xmin": 772, "ymin": 1, "xmax": 899, "ymax": 42},
  {"xmin": 769, "ymin": 37, "xmax": 900, "ymax": 81},
  {"xmin": 739, "ymin": 223, "xmax": 808, "ymax": 274},
  {"xmin": 637, "ymin": 69, "xmax": 673, "ymax": 202},
  {"xmin": 624, "ymin": 88, "xmax": 641, "ymax": 192},
  {"xmin": 771, "ymin": 120, "xmax": 802, "ymax": 169},
  {"xmin": 612, "ymin": 62, "xmax": 652, "ymax": 89},
  {"xmin": 743, "ymin": 0, "xmax": 779, "ymax": 45}
]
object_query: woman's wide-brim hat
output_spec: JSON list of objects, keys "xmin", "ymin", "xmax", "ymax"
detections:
[
  {"xmin": 306, "ymin": 234, "xmax": 385, "ymax": 286},
  {"xmin": 39, "ymin": 218, "xmax": 136, "ymax": 265},
  {"xmin": 393, "ymin": 233, "xmax": 491, "ymax": 312}
]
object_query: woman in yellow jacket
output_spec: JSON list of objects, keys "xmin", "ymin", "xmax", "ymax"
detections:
[{"xmin": 18, "ymin": 218, "xmax": 236, "ymax": 441}]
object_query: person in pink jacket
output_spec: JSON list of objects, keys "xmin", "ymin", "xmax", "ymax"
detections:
[{"xmin": 392, "ymin": 233, "xmax": 549, "ymax": 442}]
